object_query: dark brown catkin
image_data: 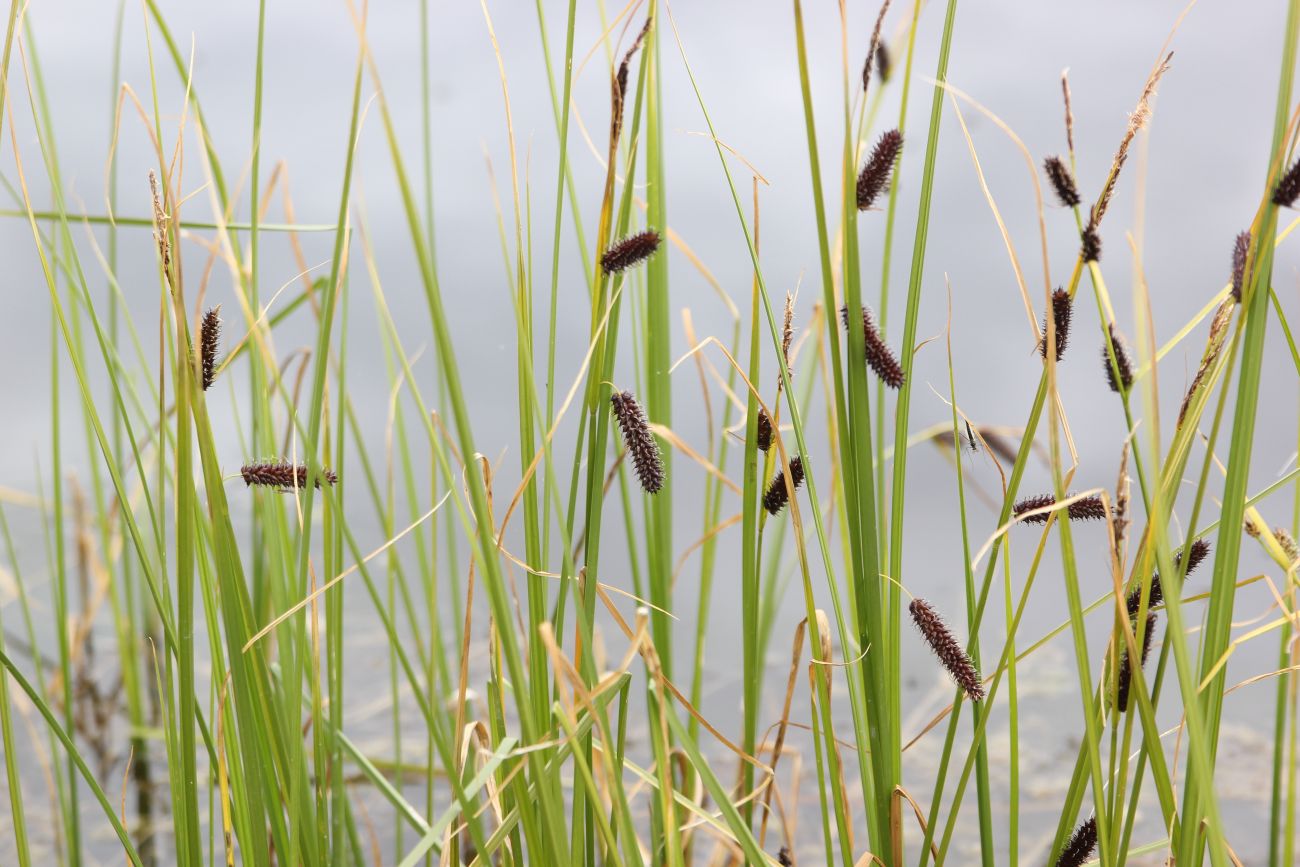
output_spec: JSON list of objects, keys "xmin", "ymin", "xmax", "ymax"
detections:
[
  {"xmin": 840, "ymin": 304, "xmax": 905, "ymax": 388},
  {"xmin": 876, "ymin": 42, "xmax": 892, "ymax": 82},
  {"xmin": 1013, "ymin": 493, "xmax": 1106, "ymax": 525},
  {"xmin": 1103, "ymin": 324, "xmax": 1134, "ymax": 393},
  {"xmin": 856, "ymin": 129, "xmax": 903, "ymax": 211},
  {"xmin": 763, "ymin": 455, "xmax": 804, "ymax": 515},
  {"xmin": 200, "ymin": 306, "xmax": 221, "ymax": 391},
  {"xmin": 1125, "ymin": 539, "xmax": 1211, "ymax": 616},
  {"xmin": 1273, "ymin": 156, "xmax": 1300, "ymax": 207},
  {"xmin": 909, "ymin": 598, "xmax": 984, "ymax": 701},
  {"xmin": 1055, "ymin": 816, "xmax": 1098, "ymax": 867},
  {"xmin": 1044, "ymin": 156, "xmax": 1081, "ymax": 207},
  {"xmin": 1081, "ymin": 221, "xmax": 1102, "ymax": 263},
  {"xmin": 600, "ymin": 230, "xmax": 661, "ymax": 274},
  {"xmin": 756, "ymin": 408, "xmax": 773, "ymax": 452},
  {"xmin": 241, "ymin": 461, "xmax": 337, "ymax": 490},
  {"xmin": 1231, "ymin": 230, "xmax": 1251, "ymax": 302},
  {"xmin": 777, "ymin": 846, "xmax": 793, "ymax": 867},
  {"xmin": 1039, "ymin": 288, "xmax": 1073, "ymax": 361},
  {"xmin": 610, "ymin": 390, "xmax": 664, "ymax": 494},
  {"xmin": 1116, "ymin": 612, "xmax": 1158, "ymax": 712}
]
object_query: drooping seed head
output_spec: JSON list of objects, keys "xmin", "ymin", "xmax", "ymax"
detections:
[
  {"xmin": 840, "ymin": 304, "xmax": 905, "ymax": 388},
  {"xmin": 856, "ymin": 129, "xmax": 903, "ymax": 211},
  {"xmin": 909, "ymin": 598, "xmax": 984, "ymax": 702},
  {"xmin": 1044, "ymin": 156, "xmax": 1081, "ymax": 207},
  {"xmin": 200, "ymin": 305, "xmax": 221, "ymax": 391},
  {"xmin": 241, "ymin": 460, "xmax": 338, "ymax": 490},
  {"xmin": 1273, "ymin": 156, "xmax": 1300, "ymax": 207},
  {"xmin": 1116, "ymin": 612, "xmax": 1158, "ymax": 712},
  {"xmin": 1231, "ymin": 230, "xmax": 1251, "ymax": 302},
  {"xmin": 601, "ymin": 229, "xmax": 661, "ymax": 274},
  {"xmin": 1102, "ymin": 324, "xmax": 1134, "ymax": 393},
  {"xmin": 763, "ymin": 455, "xmax": 805, "ymax": 516},
  {"xmin": 1055, "ymin": 816, "xmax": 1098, "ymax": 867},
  {"xmin": 1125, "ymin": 539, "xmax": 1212, "ymax": 616},
  {"xmin": 1039, "ymin": 288, "xmax": 1073, "ymax": 361},
  {"xmin": 1014, "ymin": 493, "xmax": 1106, "ymax": 525},
  {"xmin": 610, "ymin": 390, "xmax": 664, "ymax": 494}
]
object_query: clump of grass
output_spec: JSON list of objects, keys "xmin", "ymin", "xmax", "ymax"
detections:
[{"xmin": 909, "ymin": 598, "xmax": 984, "ymax": 702}]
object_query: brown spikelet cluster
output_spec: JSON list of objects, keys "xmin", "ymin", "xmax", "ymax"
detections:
[
  {"xmin": 1103, "ymin": 324, "xmax": 1134, "ymax": 393},
  {"xmin": 149, "ymin": 170, "xmax": 174, "ymax": 285},
  {"xmin": 909, "ymin": 598, "xmax": 984, "ymax": 702},
  {"xmin": 1276, "ymin": 527, "xmax": 1300, "ymax": 567},
  {"xmin": 876, "ymin": 42, "xmax": 892, "ymax": 83},
  {"xmin": 1044, "ymin": 156, "xmax": 1081, "ymax": 207},
  {"xmin": 860, "ymin": 0, "xmax": 892, "ymax": 94},
  {"xmin": 763, "ymin": 456, "xmax": 805, "ymax": 516},
  {"xmin": 856, "ymin": 129, "xmax": 903, "ymax": 211},
  {"xmin": 241, "ymin": 461, "xmax": 337, "ymax": 490},
  {"xmin": 1245, "ymin": 516, "xmax": 1263, "ymax": 538},
  {"xmin": 1125, "ymin": 539, "xmax": 1212, "ymax": 616},
  {"xmin": 777, "ymin": 846, "xmax": 793, "ymax": 867},
  {"xmin": 610, "ymin": 17, "xmax": 652, "ymax": 148},
  {"xmin": 1231, "ymin": 231, "xmax": 1251, "ymax": 302},
  {"xmin": 840, "ymin": 305, "xmax": 905, "ymax": 388},
  {"xmin": 1055, "ymin": 816, "xmax": 1098, "ymax": 867},
  {"xmin": 601, "ymin": 230, "xmax": 661, "ymax": 274},
  {"xmin": 1178, "ymin": 300, "xmax": 1233, "ymax": 429},
  {"xmin": 781, "ymin": 292, "xmax": 795, "ymax": 379},
  {"xmin": 1081, "ymin": 222, "xmax": 1102, "ymax": 263},
  {"xmin": 1038, "ymin": 288, "xmax": 1073, "ymax": 361},
  {"xmin": 1093, "ymin": 52, "xmax": 1172, "ymax": 229},
  {"xmin": 1116, "ymin": 612, "xmax": 1158, "ymax": 712},
  {"xmin": 610, "ymin": 390, "xmax": 664, "ymax": 494},
  {"xmin": 1060, "ymin": 71, "xmax": 1076, "ymax": 157},
  {"xmin": 756, "ymin": 408, "xmax": 773, "ymax": 452},
  {"xmin": 1273, "ymin": 156, "xmax": 1300, "ymax": 207},
  {"xmin": 200, "ymin": 306, "xmax": 221, "ymax": 391},
  {"xmin": 1014, "ymin": 493, "xmax": 1106, "ymax": 525}
]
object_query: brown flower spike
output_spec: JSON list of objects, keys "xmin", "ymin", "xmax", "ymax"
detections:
[
  {"xmin": 1044, "ymin": 156, "xmax": 1081, "ymax": 207},
  {"xmin": 610, "ymin": 390, "xmax": 664, "ymax": 494},
  {"xmin": 1055, "ymin": 816, "xmax": 1098, "ymax": 867},
  {"xmin": 756, "ymin": 407, "xmax": 773, "ymax": 452},
  {"xmin": 763, "ymin": 456, "xmax": 804, "ymax": 515},
  {"xmin": 1273, "ymin": 156, "xmax": 1300, "ymax": 207},
  {"xmin": 1103, "ymin": 324, "xmax": 1134, "ymax": 393},
  {"xmin": 1013, "ymin": 493, "xmax": 1106, "ymax": 525},
  {"xmin": 601, "ymin": 230, "xmax": 661, "ymax": 274},
  {"xmin": 856, "ymin": 129, "xmax": 903, "ymax": 211},
  {"xmin": 241, "ymin": 461, "xmax": 337, "ymax": 490},
  {"xmin": 840, "ymin": 304, "xmax": 905, "ymax": 389},
  {"xmin": 1116, "ymin": 612, "xmax": 1157, "ymax": 712},
  {"xmin": 200, "ymin": 306, "xmax": 221, "ymax": 391},
  {"xmin": 1230, "ymin": 230, "xmax": 1251, "ymax": 302},
  {"xmin": 1125, "ymin": 538, "xmax": 1211, "ymax": 616},
  {"xmin": 1081, "ymin": 221, "xmax": 1102, "ymax": 263},
  {"xmin": 1038, "ymin": 288, "xmax": 1073, "ymax": 361},
  {"xmin": 909, "ymin": 598, "xmax": 984, "ymax": 702}
]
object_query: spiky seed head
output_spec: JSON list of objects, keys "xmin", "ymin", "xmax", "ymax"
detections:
[
  {"xmin": 610, "ymin": 390, "xmax": 664, "ymax": 494},
  {"xmin": 1125, "ymin": 539, "xmax": 1212, "ymax": 616},
  {"xmin": 856, "ymin": 129, "xmax": 903, "ymax": 211},
  {"xmin": 909, "ymin": 598, "xmax": 984, "ymax": 701},
  {"xmin": 1273, "ymin": 156, "xmax": 1300, "ymax": 207},
  {"xmin": 1116, "ymin": 612, "xmax": 1158, "ymax": 712},
  {"xmin": 1055, "ymin": 816, "xmax": 1098, "ymax": 867},
  {"xmin": 1039, "ymin": 288, "xmax": 1073, "ymax": 361},
  {"xmin": 840, "ymin": 304, "xmax": 905, "ymax": 388},
  {"xmin": 763, "ymin": 455, "xmax": 805, "ymax": 515},
  {"xmin": 876, "ymin": 41, "xmax": 892, "ymax": 83},
  {"xmin": 600, "ymin": 230, "xmax": 661, "ymax": 274},
  {"xmin": 1231, "ymin": 230, "xmax": 1251, "ymax": 302},
  {"xmin": 1103, "ymin": 324, "xmax": 1134, "ymax": 393},
  {"xmin": 1081, "ymin": 223, "xmax": 1102, "ymax": 263},
  {"xmin": 200, "ymin": 306, "xmax": 221, "ymax": 391},
  {"xmin": 1013, "ymin": 493, "xmax": 1105, "ymax": 525},
  {"xmin": 241, "ymin": 460, "xmax": 337, "ymax": 490},
  {"xmin": 756, "ymin": 407, "xmax": 773, "ymax": 453},
  {"xmin": 1044, "ymin": 156, "xmax": 1081, "ymax": 207}
]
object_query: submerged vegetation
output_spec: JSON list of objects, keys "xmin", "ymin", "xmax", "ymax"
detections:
[{"xmin": 1, "ymin": 0, "xmax": 1300, "ymax": 865}]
